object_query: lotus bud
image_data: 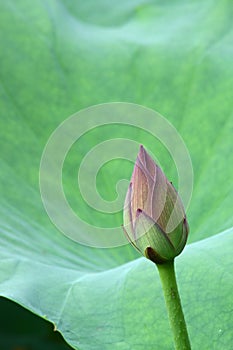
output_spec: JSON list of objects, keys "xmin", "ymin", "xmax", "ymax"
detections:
[{"xmin": 123, "ymin": 145, "xmax": 188, "ymax": 264}]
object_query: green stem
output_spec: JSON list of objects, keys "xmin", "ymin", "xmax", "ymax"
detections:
[{"xmin": 156, "ymin": 259, "xmax": 191, "ymax": 350}]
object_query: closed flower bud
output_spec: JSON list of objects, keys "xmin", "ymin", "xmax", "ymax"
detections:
[{"xmin": 123, "ymin": 145, "xmax": 189, "ymax": 264}]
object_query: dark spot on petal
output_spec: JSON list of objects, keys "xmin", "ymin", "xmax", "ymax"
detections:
[
  {"xmin": 145, "ymin": 247, "xmax": 168, "ymax": 264},
  {"xmin": 136, "ymin": 208, "xmax": 142, "ymax": 217}
]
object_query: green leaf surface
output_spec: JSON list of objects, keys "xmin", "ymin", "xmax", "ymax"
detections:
[{"xmin": 0, "ymin": 0, "xmax": 233, "ymax": 349}]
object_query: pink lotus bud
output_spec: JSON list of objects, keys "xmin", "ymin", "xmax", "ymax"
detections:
[{"xmin": 123, "ymin": 145, "xmax": 188, "ymax": 264}]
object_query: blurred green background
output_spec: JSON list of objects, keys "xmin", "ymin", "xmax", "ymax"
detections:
[{"xmin": 0, "ymin": 297, "xmax": 72, "ymax": 350}]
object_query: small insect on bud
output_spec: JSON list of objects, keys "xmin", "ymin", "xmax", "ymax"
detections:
[{"xmin": 122, "ymin": 145, "xmax": 189, "ymax": 264}]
